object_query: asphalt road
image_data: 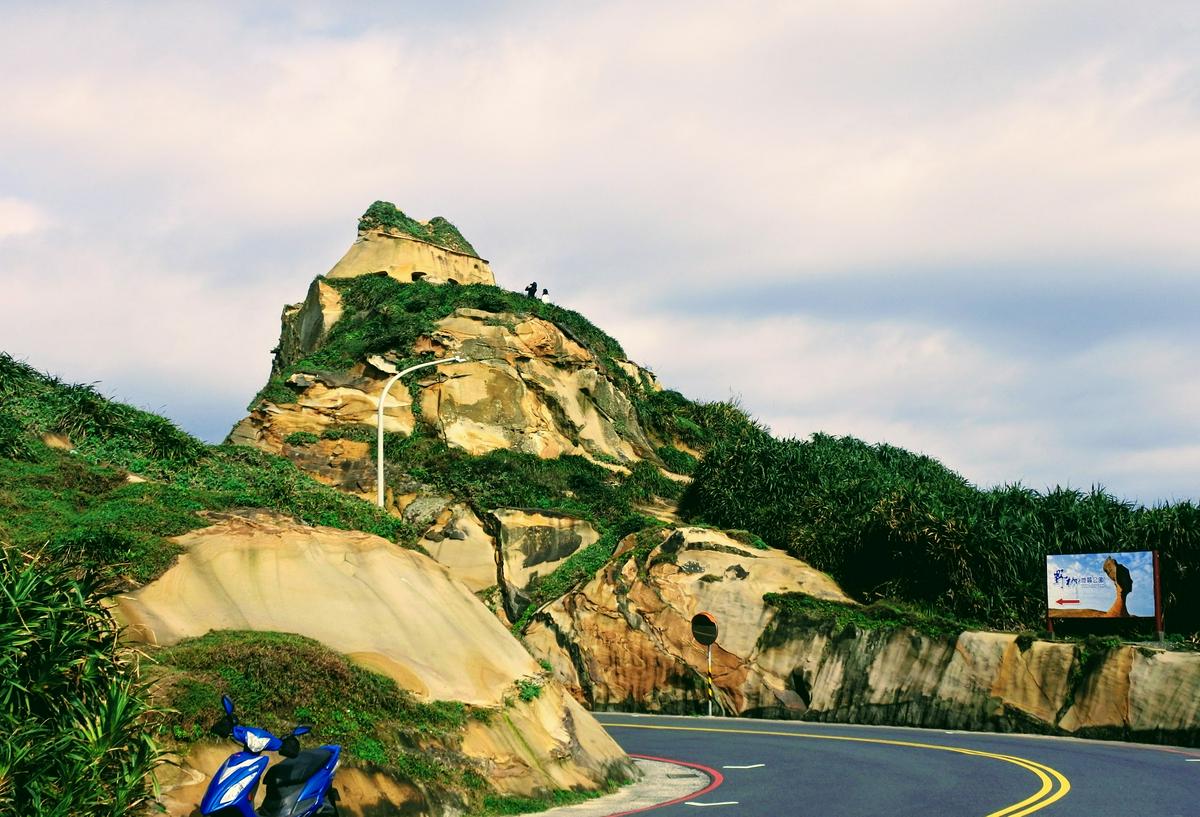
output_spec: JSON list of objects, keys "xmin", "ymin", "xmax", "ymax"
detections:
[{"xmin": 594, "ymin": 713, "xmax": 1199, "ymax": 817}]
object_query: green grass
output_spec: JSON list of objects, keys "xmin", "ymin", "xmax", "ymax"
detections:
[
  {"xmin": 358, "ymin": 200, "xmax": 480, "ymax": 257},
  {"xmin": 153, "ymin": 630, "xmax": 620, "ymax": 811},
  {"xmin": 0, "ymin": 354, "xmax": 419, "ymax": 587},
  {"xmin": 152, "ymin": 630, "xmax": 490, "ymax": 796}
]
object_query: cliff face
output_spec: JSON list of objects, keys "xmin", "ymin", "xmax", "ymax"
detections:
[
  {"xmin": 113, "ymin": 511, "xmax": 632, "ymax": 814},
  {"xmin": 525, "ymin": 526, "xmax": 1200, "ymax": 745}
]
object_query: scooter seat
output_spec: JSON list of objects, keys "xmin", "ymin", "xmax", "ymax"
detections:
[{"xmin": 259, "ymin": 748, "xmax": 333, "ymax": 816}]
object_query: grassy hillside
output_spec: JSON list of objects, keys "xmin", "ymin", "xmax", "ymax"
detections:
[
  {"xmin": 0, "ymin": 353, "xmax": 418, "ymax": 587},
  {"xmin": 0, "ymin": 352, "xmax": 637, "ymax": 813},
  {"xmin": 680, "ymin": 431, "xmax": 1200, "ymax": 640}
]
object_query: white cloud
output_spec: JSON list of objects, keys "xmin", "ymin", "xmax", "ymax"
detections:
[
  {"xmin": 0, "ymin": 198, "xmax": 50, "ymax": 239},
  {"xmin": 0, "ymin": 1, "xmax": 1197, "ymax": 502}
]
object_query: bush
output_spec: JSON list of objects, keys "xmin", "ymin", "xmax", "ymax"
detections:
[{"xmin": 284, "ymin": 431, "xmax": 320, "ymax": 447}]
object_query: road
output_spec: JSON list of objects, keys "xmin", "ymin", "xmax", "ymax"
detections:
[{"xmin": 594, "ymin": 713, "xmax": 1199, "ymax": 816}]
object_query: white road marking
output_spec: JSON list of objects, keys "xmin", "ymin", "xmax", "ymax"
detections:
[
  {"xmin": 722, "ymin": 763, "xmax": 765, "ymax": 769},
  {"xmin": 1185, "ymin": 758, "xmax": 1200, "ymax": 762},
  {"xmin": 686, "ymin": 801, "xmax": 739, "ymax": 807}
]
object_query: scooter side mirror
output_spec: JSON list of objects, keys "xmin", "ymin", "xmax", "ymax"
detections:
[
  {"xmin": 279, "ymin": 735, "xmax": 301, "ymax": 758},
  {"xmin": 222, "ymin": 695, "xmax": 234, "ymax": 716},
  {"xmin": 292, "ymin": 725, "xmax": 311, "ymax": 736},
  {"xmin": 209, "ymin": 714, "xmax": 235, "ymax": 738}
]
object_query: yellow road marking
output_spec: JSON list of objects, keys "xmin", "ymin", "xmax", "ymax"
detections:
[{"xmin": 600, "ymin": 722, "xmax": 1071, "ymax": 816}]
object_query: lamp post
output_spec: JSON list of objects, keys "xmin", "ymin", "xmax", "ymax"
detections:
[{"xmin": 373, "ymin": 356, "xmax": 465, "ymax": 508}]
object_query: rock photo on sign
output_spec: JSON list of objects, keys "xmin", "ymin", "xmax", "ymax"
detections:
[{"xmin": 1045, "ymin": 551, "xmax": 1155, "ymax": 619}]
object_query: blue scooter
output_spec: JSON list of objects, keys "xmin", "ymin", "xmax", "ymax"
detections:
[{"xmin": 200, "ymin": 695, "xmax": 342, "ymax": 817}]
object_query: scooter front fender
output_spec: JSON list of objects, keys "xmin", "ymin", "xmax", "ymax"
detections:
[{"xmin": 200, "ymin": 750, "xmax": 269, "ymax": 815}]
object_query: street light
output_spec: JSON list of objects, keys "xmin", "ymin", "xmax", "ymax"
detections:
[{"xmin": 373, "ymin": 356, "xmax": 466, "ymax": 508}]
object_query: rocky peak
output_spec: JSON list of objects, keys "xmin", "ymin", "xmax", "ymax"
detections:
[{"xmin": 324, "ymin": 201, "xmax": 495, "ymax": 288}]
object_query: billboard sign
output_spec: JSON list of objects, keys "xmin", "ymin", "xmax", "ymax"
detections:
[{"xmin": 1046, "ymin": 551, "xmax": 1158, "ymax": 619}]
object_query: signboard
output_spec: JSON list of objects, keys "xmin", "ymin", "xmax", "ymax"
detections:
[
  {"xmin": 1046, "ymin": 551, "xmax": 1160, "ymax": 621},
  {"xmin": 691, "ymin": 612, "xmax": 719, "ymax": 646}
]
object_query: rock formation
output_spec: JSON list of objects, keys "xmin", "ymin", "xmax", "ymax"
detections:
[
  {"xmin": 525, "ymin": 526, "xmax": 1200, "ymax": 745},
  {"xmin": 231, "ymin": 306, "xmax": 662, "ymax": 471},
  {"xmin": 327, "ymin": 205, "xmax": 495, "ymax": 287},
  {"xmin": 1103, "ymin": 556, "xmax": 1133, "ymax": 617},
  {"xmin": 111, "ymin": 511, "xmax": 632, "ymax": 814}
]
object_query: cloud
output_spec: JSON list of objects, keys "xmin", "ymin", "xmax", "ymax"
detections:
[
  {"xmin": 0, "ymin": 198, "xmax": 50, "ymax": 239},
  {"xmin": 0, "ymin": 1, "xmax": 1197, "ymax": 503}
]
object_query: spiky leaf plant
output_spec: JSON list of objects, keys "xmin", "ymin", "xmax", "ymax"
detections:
[{"xmin": 0, "ymin": 547, "xmax": 161, "ymax": 816}]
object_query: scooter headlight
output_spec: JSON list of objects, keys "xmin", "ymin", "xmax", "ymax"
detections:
[
  {"xmin": 218, "ymin": 775, "xmax": 254, "ymax": 806},
  {"xmin": 244, "ymin": 732, "xmax": 270, "ymax": 753}
]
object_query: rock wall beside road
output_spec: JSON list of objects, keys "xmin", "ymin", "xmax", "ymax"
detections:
[{"xmin": 526, "ymin": 526, "xmax": 1200, "ymax": 747}]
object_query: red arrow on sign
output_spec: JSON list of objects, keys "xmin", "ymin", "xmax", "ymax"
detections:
[{"xmin": 1055, "ymin": 599, "xmax": 1081, "ymax": 604}]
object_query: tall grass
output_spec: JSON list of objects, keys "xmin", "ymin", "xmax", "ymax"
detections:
[{"xmin": 0, "ymin": 547, "xmax": 160, "ymax": 816}]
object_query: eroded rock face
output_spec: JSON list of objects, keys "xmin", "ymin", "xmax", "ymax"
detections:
[
  {"xmin": 525, "ymin": 526, "xmax": 852, "ymax": 713},
  {"xmin": 525, "ymin": 526, "xmax": 1200, "ymax": 745},
  {"xmin": 110, "ymin": 512, "xmax": 631, "ymax": 805},
  {"xmin": 421, "ymin": 503, "xmax": 497, "ymax": 593},
  {"xmin": 420, "ymin": 309, "xmax": 658, "ymax": 463},
  {"xmin": 489, "ymin": 509, "xmax": 600, "ymax": 621},
  {"xmin": 232, "ymin": 307, "xmax": 664, "ymax": 493},
  {"xmin": 327, "ymin": 229, "xmax": 495, "ymax": 287}
]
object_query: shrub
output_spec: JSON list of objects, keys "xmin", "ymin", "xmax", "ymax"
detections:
[{"xmin": 284, "ymin": 431, "xmax": 320, "ymax": 447}]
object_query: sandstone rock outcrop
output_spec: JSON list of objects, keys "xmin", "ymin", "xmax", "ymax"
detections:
[
  {"xmin": 327, "ymin": 228, "xmax": 495, "ymax": 287},
  {"xmin": 489, "ymin": 509, "xmax": 601, "ymax": 621},
  {"xmin": 526, "ymin": 526, "xmax": 852, "ymax": 713},
  {"xmin": 110, "ymin": 511, "xmax": 632, "ymax": 806},
  {"xmin": 231, "ymin": 305, "xmax": 665, "ymax": 480},
  {"xmin": 525, "ymin": 526, "xmax": 1200, "ymax": 746}
]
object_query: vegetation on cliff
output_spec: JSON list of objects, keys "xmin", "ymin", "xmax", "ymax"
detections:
[
  {"xmin": 0, "ymin": 546, "xmax": 160, "ymax": 816},
  {"xmin": 681, "ymin": 432, "xmax": 1200, "ymax": 639},
  {"xmin": 358, "ymin": 200, "xmax": 480, "ymax": 257},
  {"xmin": 258, "ymin": 275, "xmax": 760, "ymax": 464}
]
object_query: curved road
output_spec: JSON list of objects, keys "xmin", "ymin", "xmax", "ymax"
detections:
[{"xmin": 594, "ymin": 713, "xmax": 1199, "ymax": 816}]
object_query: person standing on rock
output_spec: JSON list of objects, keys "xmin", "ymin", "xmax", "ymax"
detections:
[
  {"xmin": 539, "ymin": 288, "xmax": 550, "ymax": 304},
  {"xmin": 524, "ymin": 281, "xmax": 538, "ymax": 298}
]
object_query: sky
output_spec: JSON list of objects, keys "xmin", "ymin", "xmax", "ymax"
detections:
[{"xmin": 1, "ymin": 1, "xmax": 1197, "ymax": 506}]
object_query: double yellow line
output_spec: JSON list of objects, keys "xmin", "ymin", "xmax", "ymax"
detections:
[{"xmin": 602, "ymin": 722, "xmax": 1071, "ymax": 817}]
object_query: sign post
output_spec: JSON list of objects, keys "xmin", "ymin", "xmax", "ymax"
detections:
[{"xmin": 690, "ymin": 612, "xmax": 719, "ymax": 717}]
